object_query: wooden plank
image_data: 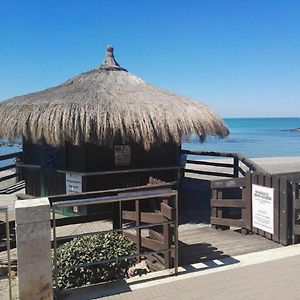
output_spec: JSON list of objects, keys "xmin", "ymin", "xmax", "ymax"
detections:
[
  {"xmin": 257, "ymin": 173, "xmax": 266, "ymax": 237},
  {"xmin": 239, "ymin": 167, "xmax": 246, "ymax": 177},
  {"xmin": 149, "ymin": 229, "xmax": 164, "ymax": 242},
  {"xmin": 122, "ymin": 210, "xmax": 167, "ymax": 224},
  {"xmin": 160, "ymin": 202, "xmax": 174, "ymax": 220},
  {"xmin": 0, "ymin": 152, "xmax": 21, "ymax": 161},
  {"xmin": 0, "ymin": 164, "xmax": 16, "ymax": 173},
  {"xmin": 251, "ymin": 173, "xmax": 259, "ymax": 235},
  {"xmin": 135, "ymin": 200, "xmax": 141, "ymax": 262},
  {"xmin": 216, "ymin": 190, "xmax": 230, "ymax": 230},
  {"xmin": 0, "ymin": 172, "xmax": 20, "ymax": 183},
  {"xmin": 50, "ymin": 182, "xmax": 177, "ymax": 202},
  {"xmin": 273, "ymin": 176, "xmax": 280, "ymax": 243},
  {"xmin": 211, "ymin": 199, "xmax": 245, "ymax": 208},
  {"xmin": 245, "ymin": 172, "xmax": 252, "ymax": 231},
  {"xmin": 211, "ymin": 188, "xmax": 217, "ymax": 229},
  {"xmin": 163, "ymin": 222, "xmax": 171, "ymax": 268},
  {"xmin": 184, "ymin": 169, "xmax": 234, "ymax": 178},
  {"xmin": 124, "ymin": 232, "xmax": 164, "ymax": 251},
  {"xmin": 241, "ymin": 181, "xmax": 247, "ymax": 234},
  {"xmin": 294, "ymin": 224, "xmax": 300, "ymax": 235},
  {"xmin": 264, "ymin": 174, "xmax": 273, "ymax": 240},
  {"xmin": 210, "ymin": 217, "xmax": 246, "ymax": 228},
  {"xmin": 294, "ymin": 199, "xmax": 300, "ymax": 210},
  {"xmin": 211, "ymin": 177, "xmax": 245, "ymax": 189},
  {"xmin": 279, "ymin": 177, "xmax": 289, "ymax": 245},
  {"xmin": 233, "ymin": 157, "xmax": 239, "ymax": 178},
  {"xmin": 181, "ymin": 149, "xmax": 238, "ymax": 158},
  {"xmin": 186, "ymin": 159, "xmax": 234, "ymax": 168}
]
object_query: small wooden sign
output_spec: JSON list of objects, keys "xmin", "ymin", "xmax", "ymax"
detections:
[{"xmin": 115, "ymin": 145, "xmax": 131, "ymax": 166}]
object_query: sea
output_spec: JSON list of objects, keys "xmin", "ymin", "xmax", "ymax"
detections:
[
  {"xmin": 183, "ymin": 117, "xmax": 300, "ymax": 158},
  {"xmin": 0, "ymin": 118, "xmax": 299, "ymax": 168}
]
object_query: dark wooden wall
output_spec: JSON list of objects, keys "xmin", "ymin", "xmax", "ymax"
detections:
[{"xmin": 23, "ymin": 140, "xmax": 180, "ymax": 197}]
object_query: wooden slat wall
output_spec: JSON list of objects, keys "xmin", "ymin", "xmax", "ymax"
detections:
[
  {"xmin": 211, "ymin": 171, "xmax": 296, "ymax": 246},
  {"xmin": 210, "ymin": 177, "xmax": 245, "ymax": 231}
]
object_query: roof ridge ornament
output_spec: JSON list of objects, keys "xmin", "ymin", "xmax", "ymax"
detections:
[{"xmin": 100, "ymin": 45, "xmax": 127, "ymax": 71}]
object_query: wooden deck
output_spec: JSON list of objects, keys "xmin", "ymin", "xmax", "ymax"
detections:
[{"xmin": 179, "ymin": 222, "xmax": 281, "ymax": 266}]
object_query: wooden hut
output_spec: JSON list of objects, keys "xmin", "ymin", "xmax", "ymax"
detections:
[{"xmin": 0, "ymin": 46, "xmax": 229, "ymax": 207}]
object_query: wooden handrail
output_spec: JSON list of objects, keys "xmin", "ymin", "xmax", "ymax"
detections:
[
  {"xmin": 182, "ymin": 149, "xmax": 269, "ymax": 175},
  {"xmin": 0, "ymin": 151, "xmax": 24, "ymax": 187},
  {"xmin": 0, "ymin": 152, "xmax": 22, "ymax": 161}
]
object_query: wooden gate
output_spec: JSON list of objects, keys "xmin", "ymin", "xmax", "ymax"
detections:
[{"xmin": 211, "ymin": 171, "xmax": 300, "ymax": 246}]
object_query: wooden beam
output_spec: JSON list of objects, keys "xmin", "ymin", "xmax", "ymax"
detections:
[
  {"xmin": 210, "ymin": 217, "xmax": 246, "ymax": 228},
  {"xmin": 294, "ymin": 224, "xmax": 300, "ymax": 236},
  {"xmin": 124, "ymin": 232, "xmax": 164, "ymax": 251},
  {"xmin": 149, "ymin": 229, "xmax": 164, "ymax": 242},
  {"xmin": 184, "ymin": 169, "xmax": 234, "ymax": 178},
  {"xmin": 160, "ymin": 203, "xmax": 174, "ymax": 220},
  {"xmin": 211, "ymin": 199, "xmax": 245, "ymax": 208},
  {"xmin": 0, "ymin": 164, "xmax": 16, "ymax": 173},
  {"xmin": 0, "ymin": 152, "xmax": 22, "ymax": 161},
  {"xmin": 186, "ymin": 160, "xmax": 234, "ymax": 168},
  {"xmin": 0, "ymin": 172, "xmax": 20, "ymax": 183},
  {"xmin": 122, "ymin": 210, "xmax": 167, "ymax": 224},
  {"xmin": 211, "ymin": 177, "xmax": 245, "ymax": 189}
]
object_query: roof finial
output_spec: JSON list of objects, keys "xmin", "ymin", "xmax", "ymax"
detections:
[{"xmin": 100, "ymin": 45, "xmax": 127, "ymax": 71}]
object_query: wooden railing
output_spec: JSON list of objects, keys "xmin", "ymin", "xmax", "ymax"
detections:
[
  {"xmin": 211, "ymin": 171, "xmax": 300, "ymax": 246},
  {"xmin": 51, "ymin": 185, "xmax": 178, "ymax": 293},
  {"xmin": 0, "ymin": 151, "xmax": 24, "ymax": 193},
  {"xmin": 181, "ymin": 149, "xmax": 268, "ymax": 179}
]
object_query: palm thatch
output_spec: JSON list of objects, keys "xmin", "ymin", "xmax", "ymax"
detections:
[{"xmin": 0, "ymin": 46, "xmax": 229, "ymax": 150}]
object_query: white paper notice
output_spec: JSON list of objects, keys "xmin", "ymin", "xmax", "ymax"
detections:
[
  {"xmin": 65, "ymin": 173, "xmax": 82, "ymax": 194},
  {"xmin": 252, "ymin": 184, "xmax": 274, "ymax": 234}
]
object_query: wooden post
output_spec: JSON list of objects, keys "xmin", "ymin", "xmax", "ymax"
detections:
[
  {"xmin": 233, "ymin": 157, "xmax": 239, "ymax": 178},
  {"xmin": 279, "ymin": 177, "xmax": 289, "ymax": 245},
  {"xmin": 135, "ymin": 200, "xmax": 141, "ymax": 262},
  {"xmin": 162, "ymin": 199, "xmax": 171, "ymax": 269}
]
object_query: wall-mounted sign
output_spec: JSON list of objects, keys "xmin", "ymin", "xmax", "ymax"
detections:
[
  {"xmin": 115, "ymin": 145, "xmax": 131, "ymax": 166},
  {"xmin": 252, "ymin": 184, "xmax": 274, "ymax": 234},
  {"xmin": 65, "ymin": 173, "xmax": 82, "ymax": 194}
]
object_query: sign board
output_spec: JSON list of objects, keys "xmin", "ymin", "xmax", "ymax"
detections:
[
  {"xmin": 65, "ymin": 173, "xmax": 82, "ymax": 194},
  {"xmin": 252, "ymin": 184, "xmax": 274, "ymax": 234},
  {"xmin": 115, "ymin": 145, "xmax": 131, "ymax": 166}
]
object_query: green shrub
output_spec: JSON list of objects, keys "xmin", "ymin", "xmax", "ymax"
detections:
[{"xmin": 53, "ymin": 232, "xmax": 136, "ymax": 289}]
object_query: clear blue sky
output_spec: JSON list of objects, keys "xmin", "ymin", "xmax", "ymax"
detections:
[{"xmin": 1, "ymin": 0, "xmax": 299, "ymax": 117}]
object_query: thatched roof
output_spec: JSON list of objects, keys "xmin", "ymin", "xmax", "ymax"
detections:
[{"xmin": 0, "ymin": 46, "xmax": 229, "ymax": 149}]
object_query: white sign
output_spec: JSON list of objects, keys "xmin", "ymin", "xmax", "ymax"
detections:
[
  {"xmin": 115, "ymin": 145, "xmax": 131, "ymax": 166},
  {"xmin": 65, "ymin": 173, "xmax": 82, "ymax": 194},
  {"xmin": 252, "ymin": 184, "xmax": 274, "ymax": 234}
]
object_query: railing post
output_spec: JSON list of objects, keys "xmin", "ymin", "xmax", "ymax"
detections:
[
  {"xmin": 15, "ymin": 197, "xmax": 53, "ymax": 300},
  {"xmin": 135, "ymin": 199, "xmax": 141, "ymax": 262},
  {"xmin": 233, "ymin": 157, "xmax": 239, "ymax": 178}
]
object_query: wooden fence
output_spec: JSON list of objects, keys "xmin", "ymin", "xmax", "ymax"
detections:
[
  {"xmin": 0, "ymin": 151, "xmax": 23, "ymax": 193},
  {"xmin": 51, "ymin": 185, "xmax": 178, "ymax": 292},
  {"xmin": 182, "ymin": 149, "xmax": 267, "ymax": 178},
  {"xmin": 211, "ymin": 171, "xmax": 300, "ymax": 246}
]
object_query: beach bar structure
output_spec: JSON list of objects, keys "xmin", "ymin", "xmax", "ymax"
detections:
[{"xmin": 0, "ymin": 46, "xmax": 229, "ymax": 210}]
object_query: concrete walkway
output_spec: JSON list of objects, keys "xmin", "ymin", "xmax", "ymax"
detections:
[
  {"xmin": 61, "ymin": 244, "xmax": 300, "ymax": 300},
  {"xmin": 103, "ymin": 254, "xmax": 300, "ymax": 300}
]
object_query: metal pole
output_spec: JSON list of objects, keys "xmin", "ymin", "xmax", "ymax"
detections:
[
  {"xmin": 174, "ymin": 194, "xmax": 179, "ymax": 275},
  {"xmin": 5, "ymin": 209, "xmax": 12, "ymax": 300},
  {"xmin": 52, "ymin": 208, "xmax": 58, "ymax": 291}
]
